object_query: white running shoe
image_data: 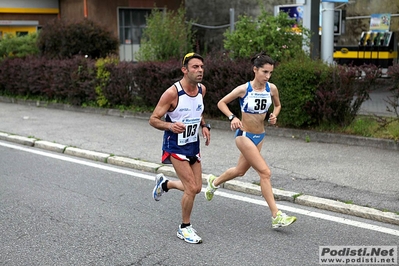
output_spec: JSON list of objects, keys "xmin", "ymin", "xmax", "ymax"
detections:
[
  {"xmin": 152, "ymin": 173, "xmax": 168, "ymax": 201},
  {"xmin": 177, "ymin": 225, "xmax": 202, "ymax": 244}
]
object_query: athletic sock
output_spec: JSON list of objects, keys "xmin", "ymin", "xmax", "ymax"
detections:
[
  {"xmin": 180, "ymin": 223, "xmax": 191, "ymax": 229},
  {"xmin": 162, "ymin": 180, "xmax": 169, "ymax": 192}
]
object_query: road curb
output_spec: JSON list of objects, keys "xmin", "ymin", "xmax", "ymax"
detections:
[
  {"xmin": 296, "ymin": 195, "xmax": 399, "ymax": 225},
  {"xmin": 35, "ymin": 140, "xmax": 67, "ymax": 153},
  {"xmin": 108, "ymin": 156, "xmax": 159, "ymax": 173},
  {"xmin": 1, "ymin": 131, "xmax": 398, "ymax": 226},
  {"xmin": 64, "ymin": 147, "xmax": 109, "ymax": 162}
]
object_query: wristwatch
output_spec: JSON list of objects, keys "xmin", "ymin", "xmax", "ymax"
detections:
[
  {"xmin": 201, "ymin": 123, "xmax": 211, "ymax": 131},
  {"xmin": 228, "ymin": 114, "xmax": 235, "ymax": 121}
]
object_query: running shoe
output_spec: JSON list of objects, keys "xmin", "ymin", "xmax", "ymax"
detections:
[
  {"xmin": 205, "ymin": 175, "xmax": 218, "ymax": 201},
  {"xmin": 272, "ymin": 210, "xmax": 297, "ymax": 228},
  {"xmin": 177, "ymin": 225, "xmax": 202, "ymax": 244},
  {"xmin": 152, "ymin": 173, "xmax": 167, "ymax": 201}
]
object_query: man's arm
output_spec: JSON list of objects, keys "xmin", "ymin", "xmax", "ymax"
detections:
[
  {"xmin": 149, "ymin": 87, "xmax": 174, "ymax": 131},
  {"xmin": 149, "ymin": 87, "xmax": 185, "ymax": 134}
]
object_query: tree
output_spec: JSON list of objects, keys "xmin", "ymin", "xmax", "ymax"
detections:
[
  {"xmin": 136, "ymin": 6, "xmax": 196, "ymax": 62},
  {"xmin": 223, "ymin": 9, "xmax": 311, "ymax": 62}
]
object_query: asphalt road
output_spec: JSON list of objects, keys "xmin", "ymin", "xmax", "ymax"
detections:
[{"xmin": 1, "ymin": 143, "xmax": 398, "ymax": 266}]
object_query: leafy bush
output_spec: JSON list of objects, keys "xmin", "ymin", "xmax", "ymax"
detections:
[
  {"xmin": 37, "ymin": 18, "xmax": 119, "ymax": 59},
  {"xmin": 32, "ymin": 56, "xmax": 97, "ymax": 105},
  {"xmin": 0, "ymin": 53, "xmax": 380, "ymax": 128},
  {"xmin": 271, "ymin": 55, "xmax": 330, "ymax": 127},
  {"xmin": 0, "ymin": 56, "xmax": 97, "ymax": 105},
  {"xmin": 131, "ymin": 60, "xmax": 182, "ymax": 106},
  {"xmin": 95, "ymin": 56, "xmax": 119, "ymax": 107},
  {"xmin": 0, "ymin": 33, "xmax": 39, "ymax": 60},
  {"xmin": 223, "ymin": 10, "xmax": 311, "ymax": 62},
  {"xmin": 136, "ymin": 5, "xmax": 195, "ymax": 62},
  {"xmin": 102, "ymin": 61, "xmax": 137, "ymax": 107},
  {"xmin": 129, "ymin": 52, "xmax": 254, "ymax": 117},
  {"xmin": 0, "ymin": 57, "xmax": 31, "ymax": 96},
  {"xmin": 273, "ymin": 55, "xmax": 380, "ymax": 128},
  {"xmin": 306, "ymin": 64, "xmax": 380, "ymax": 127},
  {"xmin": 132, "ymin": 51, "xmax": 255, "ymax": 117},
  {"xmin": 201, "ymin": 52, "xmax": 253, "ymax": 118}
]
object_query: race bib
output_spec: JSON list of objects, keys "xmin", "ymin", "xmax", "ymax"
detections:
[
  {"xmin": 246, "ymin": 92, "xmax": 271, "ymax": 113},
  {"xmin": 177, "ymin": 117, "xmax": 201, "ymax": 146}
]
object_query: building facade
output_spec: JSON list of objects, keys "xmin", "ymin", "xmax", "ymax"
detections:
[
  {"xmin": 0, "ymin": 0, "xmax": 181, "ymax": 60},
  {"xmin": 0, "ymin": 0, "xmax": 59, "ymax": 36},
  {"xmin": 59, "ymin": 0, "xmax": 182, "ymax": 61},
  {"xmin": 1, "ymin": 0, "xmax": 398, "ymax": 62}
]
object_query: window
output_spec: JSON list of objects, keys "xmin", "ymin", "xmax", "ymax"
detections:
[
  {"xmin": 16, "ymin": 31, "xmax": 29, "ymax": 37},
  {"xmin": 119, "ymin": 9, "xmax": 152, "ymax": 45},
  {"xmin": 334, "ymin": 10, "xmax": 342, "ymax": 35}
]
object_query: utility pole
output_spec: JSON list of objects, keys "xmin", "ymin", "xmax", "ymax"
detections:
[
  {"xmin": 301, "ymin": 0, "xmax": 321, "ymax": 60},
  {"xmin": 321, "ymin": 0, "xmax": 348, "ymax": 64},
  {"xmin": 230, "ymin": 8, "xmax": 235, "ymax": 33}
]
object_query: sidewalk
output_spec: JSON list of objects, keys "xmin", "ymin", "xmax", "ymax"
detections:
[
  {"xmin": 0, "ymin": 99, "xmax": 398, "ymax": 225},
  {"xmin": 359, "ymin": 81, "xmax": 397, "ymax": 117}
]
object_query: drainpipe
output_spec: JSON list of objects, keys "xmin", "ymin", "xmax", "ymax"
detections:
[
  {"xmin": 83, "ymin": 0, "xmax": 88, "ymax": 18},
  {"xmin": 58, "ymin": 0, "xmax": 61, "ymax": 19}
]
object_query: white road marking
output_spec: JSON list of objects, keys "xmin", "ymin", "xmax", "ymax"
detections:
[
  {"xmin": 0, "ymin": 141, "xmax": 153, "ymax": 180},
  {"xmin": 213, "ymin": 190, "xmax": 399, "ymax": 237},
  {"xmin": 2, "ymin": 141, "xmax": 399, "ymax": 237}
]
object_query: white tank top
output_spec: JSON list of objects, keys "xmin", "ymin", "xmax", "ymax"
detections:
[
  {"xmin": 164, "ymin": 81, "xmax": 204, "ymax": 148},
  {"xmin": 240, "ymin": 81, "xmax": 272, "ymax": 114}
]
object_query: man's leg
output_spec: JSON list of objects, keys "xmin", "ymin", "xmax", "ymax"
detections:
[
  {"xmin": 171, "ymin": 157, "xmax": 203, "ymax": 243},
  {"xmin": 170, "ymin": 157, "xmax": 202, "ymax": 224}
]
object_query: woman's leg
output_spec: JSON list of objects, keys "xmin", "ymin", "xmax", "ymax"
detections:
[
  {"xmin": 213, "ymin": 151, "xmax": 251, "ymax": 187},
  {"xmin": 235, "ymin": 137, "xmax": 278, "ymax": 217}
]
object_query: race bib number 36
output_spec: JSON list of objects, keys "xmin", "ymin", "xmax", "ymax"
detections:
[
  {"xmin": 247, "ymin": 93, "xmax": 271, "ymax": 113},
  {"xmin": 178, "ymin": 117, "xmax": 201, "ymax": 146}
]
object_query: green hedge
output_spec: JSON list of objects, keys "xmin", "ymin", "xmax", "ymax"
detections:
[{"xmin": 0, "ymin": 54, "xmax": 380, "ymax": 128}]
